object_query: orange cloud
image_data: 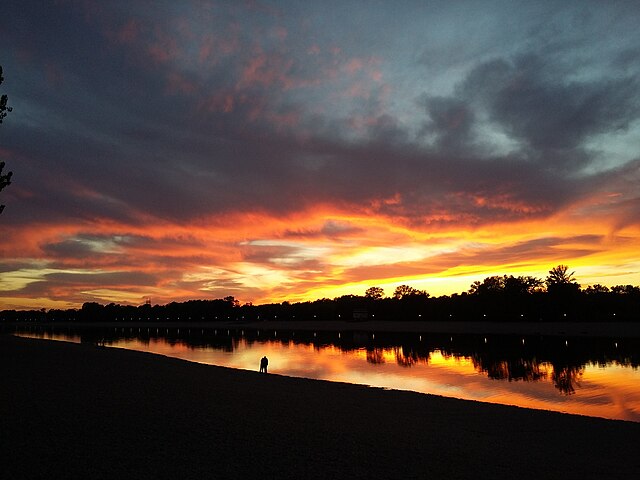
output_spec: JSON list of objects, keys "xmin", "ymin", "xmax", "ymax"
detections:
[{"xmin": 2, "ymin": 193, "xmax": 640, "ymax": 310}]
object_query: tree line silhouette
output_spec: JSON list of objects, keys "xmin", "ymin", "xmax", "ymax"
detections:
[{"xmin": 2, "ymin": 265, "xmax": 639, "ymax": 323}]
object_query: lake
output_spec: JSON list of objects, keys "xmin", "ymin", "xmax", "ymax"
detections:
[{"xmin": 9, "ymin": 323, "xmax": 640, "ymax": 422}]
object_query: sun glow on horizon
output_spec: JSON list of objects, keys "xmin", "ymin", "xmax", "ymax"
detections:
[{"xmin": 2, "ymin": 204, "xmax": 640, "ymax": 310}]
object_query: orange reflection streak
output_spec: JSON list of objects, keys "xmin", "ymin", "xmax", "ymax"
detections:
[{"xmin": 92, "ymin": 336, "xmax": 640, "ymax": 423}]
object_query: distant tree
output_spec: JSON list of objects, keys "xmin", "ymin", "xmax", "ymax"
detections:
[
  {"xmin": 365, "ymin": 286, "xmax": 385, "ymax": 300},
  {"xmin": 470, "ymin": 275, "xmax": 544, "ymax": 296},
  {"xmin": 504, "ymin": 275, "xmax": 544, "ymax": 295},
  {"xmin": 0, "ymin": 66, "xmax": 11, "ymax": 124},
  {"xmin": 0, "ymin": 162, "xmax": 10, "ymax": 214},
  {"xmin": 468, "ymin": 280, "xmax": 481, "ymax": 295},
  {"xmin": 583, "ymin": 284, "xmax": 610, "ymax": 295},
  {"xmin": 611, "ymin": 285, "xmax": 640, "ymax": 295},
  {"xmin": 526, "ymin": 276, "xmax": 546, "ymax": 293},
  {"xmin": 545, "ymin": 265, "xmax": 577, "ymax": 287},
  {"xmin": 545, "ymin": 265, "xmax": 580, "ymax": 297},
  {"xmin": 393, "ymin": 285, "xmax": 429, "ymax": 300},
  {"xmin": 468, "ymin": 276, "xmax": 504, "ymax": 295},
  {"xmin": 223, "ymin": 295, "xmax": 240, "ymax": 308},
  {"xmin": 0, "ymin": 65, "xmax": 13, "ymax": 215}
]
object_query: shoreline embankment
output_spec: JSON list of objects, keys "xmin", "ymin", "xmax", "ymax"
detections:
[
  {"xmin": 4, "ymin": 319, "xmax": 640, "ymax": 337},
  {"xmin": 2, "ymin": 334, "xmax": 640, "ymax": 479}
]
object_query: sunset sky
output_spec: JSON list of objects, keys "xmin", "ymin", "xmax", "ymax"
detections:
[{"xmin": 1, "ymin": 0, "xmax": 640, "ymax": 310}]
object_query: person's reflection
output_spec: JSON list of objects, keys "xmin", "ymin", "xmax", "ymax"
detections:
[{"xmin": 259, "ymin": 356, "xmax": 269, "ymax": 373}]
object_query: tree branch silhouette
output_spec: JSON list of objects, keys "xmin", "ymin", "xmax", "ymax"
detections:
[{"xmin": 0, "ymin": 65, "xmax": 13, "ymax": 215}]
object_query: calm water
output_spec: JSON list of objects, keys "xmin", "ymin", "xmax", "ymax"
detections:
[{"xmin": 10, "ymin": 324, "xmax": 640, "ymax": 422}]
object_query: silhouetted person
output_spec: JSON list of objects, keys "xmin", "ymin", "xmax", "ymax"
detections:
[{"xmin": 259, "ymin": 356, "xmax": 268, "ymax": 373}]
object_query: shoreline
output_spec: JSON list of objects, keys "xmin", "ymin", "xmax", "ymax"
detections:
[
  {"xmin": 3, "ymin": 334, "xmax": 640, "ymax": 479},
  {"xmin": 5, "ymin": 319, "xmax": 640, "ymax": 337}
]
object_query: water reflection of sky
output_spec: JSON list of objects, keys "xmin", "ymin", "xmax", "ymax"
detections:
[
  {"xmin": 105, "ymin": 336, "xmax": 640, "ymax": 423},
  {"xmin": 14, "ymin": 329, "xmax": 640, "ymax": 422}
]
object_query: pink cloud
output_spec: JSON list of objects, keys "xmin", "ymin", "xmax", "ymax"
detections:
[
  {"xmin": 111, "ymin": 19, "xmax": 139, "ymax": 45},
  {"xmin": 198, "ymin": 29, "xmax": 241, "ymax": 65},
  {"xmin": 146, "ymin": 26, "xmax": 180, "ymax": 65},
  {"xmin": 239, "ymin": 53, "xmax": 306, "ymax": 91},
  {"xmin": 264, "ymin": 110, "xmax": 301, "ymax": 131},
  {"xmin": 239, "ymin": 54, "xmax": 291, "ymax": 89},
  {"xmin": 344, "ymin": 58, "xmax": 365, "ymax": 75},
  {"xmin": 272, "ymin": 26, "xmax": 288, "ymax": 41},
  {"xmin": 199, "ymin": 91, "xmax": 236, "ymax": 114},
  {"xmin": 346, "ymin": 83, "xmax": 372, "ymax": 99},
  {"xmin": 198, "ymin": 34, "xmax": 216, "ymax": 64},
  {"xmin": 165, "ymin": 71, "xmax": 198, "ymax": 95}
]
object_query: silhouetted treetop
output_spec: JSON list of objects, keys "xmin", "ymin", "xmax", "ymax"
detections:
[
  {"xmin": 365, "ymin": 286, "xmax": 385, "ymax": 300},
  {"xmin": 611, "ymin": 285, "xmax": 640, "ymax": 295},
  {"xmin": 546, "ymin": 265, "xmax": 578, "ymax": 286},
  {"xmin": 0, "ymin": 65, "xmax": 12, "ymax": 124},
  {"xmin": 546, "ymin": 265, "xmax": 581, "ymax": 297},
  {"xmin": 0, "ymin": 65, "xmax": 13, "ymax": 215},
  {"xmin": 584, "ymin": 284, "xmax": 610, "ymax": 295},
  {"xmin": 393, "ymin": 284, "xmax": 429, "ymax": 300},
  {"xmin": 469, "ymin": 275, "xmax": 543, "ymax": 296}
]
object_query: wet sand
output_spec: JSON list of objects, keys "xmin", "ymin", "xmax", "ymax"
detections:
[{"xmin": 2, "ymin": 334, "xmax": 639, "ymax": 479}]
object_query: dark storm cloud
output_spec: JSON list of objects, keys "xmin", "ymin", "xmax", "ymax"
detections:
[
  {"xmin": 460, "ymin": 54, "xmax": 640, "ymax": 157},
  {"xmin": 2, "ymin": 0, "xmax": 640, "ymax": 231},
  {"xmin": 0, "ymin": 261, "xmax": 34, "ymax": 274},
  {"xmin": 420, "ymin": 96, "xmax": 475, "ymax": 152},
  {"xmin": 42, "ymin": 236, "xmax": 114, "ymax": 257},
  {"xmin": 45, "ymin": 270, "xmax": 158, "ymax": 287},
  {"xmin": 15, "ymin": 271, "xmax": 161, "ymax": 300},
  {"xmin": 40, "ymin": 234, "xmax": 179, "ymax": 258},
  {"xmin": 594, "ymin": 158, "xmax": 640, "ymax": 230},
  {"xmin": 3, "ymin": 0, "xmax": 345, "ymax": 223}
]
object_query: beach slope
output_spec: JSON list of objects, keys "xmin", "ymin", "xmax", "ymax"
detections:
[{"xmin": 2, "ymin": 334, "xmax": 639, "ymax": 479}]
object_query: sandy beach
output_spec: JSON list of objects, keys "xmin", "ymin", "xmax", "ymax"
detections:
[{"xmin": 3, "ymin": 334, "xmax": 639, "ymax": 479}]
